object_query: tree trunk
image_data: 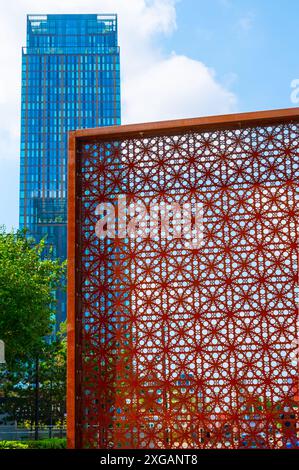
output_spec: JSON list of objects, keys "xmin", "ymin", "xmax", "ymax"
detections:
[
  {"xmin": 49, "ymin": 378, "xmax": 53, "ymax": 439},
  {"xmin": 34, "ymin": 355, "xmax": 39, "ymax": 441}
]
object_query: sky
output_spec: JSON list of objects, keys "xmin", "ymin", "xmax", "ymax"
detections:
[{"xmin": 0, "ymin": 0, "xmax": 298, "ymax": 231}]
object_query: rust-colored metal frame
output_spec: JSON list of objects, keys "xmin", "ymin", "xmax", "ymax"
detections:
[{"xmin": 67, "ymin": 107, "xmax": 299, "ymax": 448}]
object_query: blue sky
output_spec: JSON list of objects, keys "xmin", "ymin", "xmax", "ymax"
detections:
[
  {"xmin": 171, "ymin": 0, "xmax": 298, "ymax": 111},
  {"xmin": 0, "ymin": 0, "xmax": 298, "ymax": 231}
]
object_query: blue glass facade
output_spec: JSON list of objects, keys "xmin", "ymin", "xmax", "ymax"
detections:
[{"xmin": 19, "ymin": 14, "xmax": 121, "ymax": 324}]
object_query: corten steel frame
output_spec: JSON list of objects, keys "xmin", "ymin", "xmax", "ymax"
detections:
[{"xmin": 68, "ymin": 108, "xmax": 299, "ymax": 449}]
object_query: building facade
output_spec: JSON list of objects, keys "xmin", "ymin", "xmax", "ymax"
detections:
[{"xmin": 19, "ymin": 14, "xmax": 121, "ymax": 323}]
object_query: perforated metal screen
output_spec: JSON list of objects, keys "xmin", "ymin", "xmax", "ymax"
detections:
[{"xmin": 68, "ymin": 110, "xmax": 299, "ymax": 449}]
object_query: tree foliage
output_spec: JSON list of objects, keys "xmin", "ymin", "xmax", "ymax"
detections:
[
  {"xmin": 0, "ymin": 322, "xmax": 66, "ymax": 427},
  {"xmin": 0, "ymin": 228, "xmax": 67, "ymax": 428},
  {"xmin": 0, "ymin": 228, "xmax": 66, "ymax": 365}
]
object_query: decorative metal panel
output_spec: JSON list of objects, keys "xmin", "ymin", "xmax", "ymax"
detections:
[{"xmin": 70, "ymin": 114, "xmax": 299, "ymax": 448}]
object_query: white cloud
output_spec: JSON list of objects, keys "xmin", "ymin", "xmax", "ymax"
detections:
[
  {"xmin": 238, "ymin": 13, "xmax": 255, "ymax": 33},
  {"xmin": 0, "ymin": 0, "xmax": 237, "ymax": 160},
  {"xmin": 124, "ymin": 54, "xmax": 236, "ymax": 123},
  {"xmin": 0, "ymin": 1, "xmax": 238, "ymax": 229}
]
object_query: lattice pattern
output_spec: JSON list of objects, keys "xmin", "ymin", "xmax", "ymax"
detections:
[{"xmin": 75, "ymin": 122, "xmax": 299, "ymax": 448}]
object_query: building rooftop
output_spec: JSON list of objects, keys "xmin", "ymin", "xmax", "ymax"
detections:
[{"xmin": 25, "ymin": 13, "xmax": 118, "ymax": 52}]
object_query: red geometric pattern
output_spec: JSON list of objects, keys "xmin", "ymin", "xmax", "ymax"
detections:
[{"xmin": 75, "ymin": 121, "xmax": 299, "ymax": 448}]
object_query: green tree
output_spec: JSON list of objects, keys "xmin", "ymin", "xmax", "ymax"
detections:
[
  {"xmin": 0, "ymin": 322, "xmax": 66, "ymax": 432},
  {"xmin": 0, "ymin": 228, "xmax": 65, "ymax": 366},
  {"xmin": 39, "ymin": 322, "xmax": 67, "ymax": 433},
  {"xmin": 0, "ymin": 228, "xmax": 66, "ymax": 434}
]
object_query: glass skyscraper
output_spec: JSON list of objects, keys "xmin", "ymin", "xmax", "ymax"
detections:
[{"xmin": 19, "ymin": 14, "xmax": 121, "ymax": 324}]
